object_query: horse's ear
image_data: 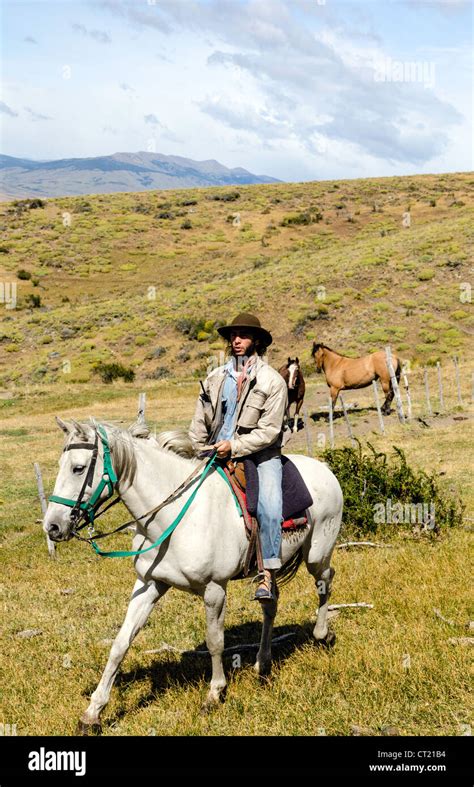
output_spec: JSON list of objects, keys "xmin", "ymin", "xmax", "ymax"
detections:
[
  {"xmin": 71, "ymin": 419, "xmax": 90, "ymax": 439},
  {"xmin": 296, "ymin": 357, "xmax": 299, "ymax": 364},
  {"xmin": 55, "ymin": 416, "xmax": 73, "ymax": 434},
  {"xmin": 287, "ymin": 357, "xmax": 291, "ymax": 364}
]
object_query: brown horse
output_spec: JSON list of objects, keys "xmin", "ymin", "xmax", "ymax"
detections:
[
  {"xmin": 311, "ymin": 343, "xmax": 400, "ymax": 414},
  {"xmin": 279, "ymin": 357, "xmax": 306, "ymax": 432}
]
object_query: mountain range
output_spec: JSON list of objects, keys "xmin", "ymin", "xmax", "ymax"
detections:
[{"xmin": 0, "ymin": 151, "xmax": 280, "ymax": 199}]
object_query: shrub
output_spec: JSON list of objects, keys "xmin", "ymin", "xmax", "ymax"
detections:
[
  {"xmin": 156, "ymin": 211, "xmax": 175, "ymax": 220},
  {"xmin": 26, "ymin": 294, "xmax": 41, "ymax": 308},
  {"xmin": 0, "ymin": 246, "xmax": 10, "ymax": 254},
  {"xmin": 280, "ymin": 211, "xmax": 322, "ymax": 227},
  {"xmin": 74, "ymin": 200, "xmax": 93, "ymax": 213},
  {"xmin": 178, "ymin": 198, "xmax": 198, "ymax": 206},
  {"xmin": 147, "ymin": 366, "xmax": 170, "ymax": 380},
  {"xmin": 181, "ymin": 219, "xmax": 192, "ymax": 230},
  {"xmin": 17, "ymin": 269, "xmax": 31, "ymax": 280},
  {"xmin": 175, "ymin": 317, "xmax": 222, "ymax": 341},
  {"xmin": 417, "ymin": 269, "xmax": 435, "ymax": 281},
  {"xmin": 322, "ymin": 442, "xmax": 464, "ymax": 538},
  {"xmin": 209, "ymin": 191, "xmax": 240, "ymax": 202},
  {"xmin": 94, "ymin": 362, "xmax": 135, "ymax": 383}
]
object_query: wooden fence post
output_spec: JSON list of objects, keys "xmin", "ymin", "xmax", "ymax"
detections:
[
  {"xmin": 453, "ymin": 356, "xmax": 463, "ymax": 406},
  {"xmin": 34, "ymin": 462, "xmax": 55, "ymax": 557},
  {"xmin": 372, "ymin": 380, "xmax": 385, "ymax": 434},
  {"xmin": 424, "ymin": 368, "xmax": 433, "ymax": 416},
  {"xmin": 328, "ymin": 395, "xmax": 335, "ymax": 449},
  {"xmin": 385, "ymin": 345, "xmax": 404, "ymax": 423},
  {"xmin": 436, "ymin": 362, "xmax": 444, "ymax": 412},
  {"xmin": 402, "ymin": 371, "xmax": 412, "ymax": 420},
  {"xmin": 340, "ymin": 393, "xmax": 356, "ymax": 446},
  {"xmin": 302, "ymin": 403, "xmax": 313, "ymax": 456}
]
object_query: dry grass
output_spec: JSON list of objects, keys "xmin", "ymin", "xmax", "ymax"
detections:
[{"xmin": 0, "ymin": 384, "xmax": 472, "ymax": 736}]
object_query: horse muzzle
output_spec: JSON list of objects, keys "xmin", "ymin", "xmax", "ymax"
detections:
[{"xmin": 43, "ymin": 514, "xmax": 74, "ymax": 542}]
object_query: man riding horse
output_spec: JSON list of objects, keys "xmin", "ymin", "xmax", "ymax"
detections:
[{"xmin": 189, "ymin": 313, "xmax": 288, "ymax": 601}]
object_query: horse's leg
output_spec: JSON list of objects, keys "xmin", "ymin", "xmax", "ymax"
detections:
[
  {"xmin": 311, "ymin": 564, "xmax": 335, "ymax": 645},
  {"xmin": 304, "ymin": 521, "xmax": 338, "ymax": 646},
  {"xmin": 79, "ymin": 578, "xmax": 167, "ymax": 732},
  {"xmin": 381, "ymin": 378, "xmax": 394, "ymax": 414},
  {"xmin": 293, "ymin": 399, "xmax": 303, "ymax": 433},
  {"xmin": 201, "ymin": 580, "xmax": 227, "ymax": 711},
  {"xmin": 254, "ymin": 588, "xmax": 278, "ymax": 677},
  {"xmin": 329, "ymin": 386, "xmax": 339, "ymax": 411}
]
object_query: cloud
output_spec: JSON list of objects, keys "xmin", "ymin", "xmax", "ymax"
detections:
[
  {"xmin": 24, "ymin": 36, "xmax": 37, "ymax": 44},
  {"xmin": 25, "ymin": 107, "xmax": 52, "ymax": 122},
  {"xmin": 144, "ymin": 114, "xmax": 162, "ymax": 126},
  {"xmin": 120, "ymin": 83, "xmax": 136, "ymax": 93},
  {"xmin": 0, "ymin": 101, "xmax": 18, "ymax": 117},
  {"xmin": 101, "ymin": 0, "xmax": 467, "ymax": 167},
  {"xmin": 72, "ymin": 23, "xmax": 111, "ymax": 44}
]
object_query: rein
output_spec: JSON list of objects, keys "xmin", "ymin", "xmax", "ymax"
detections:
[{"xmin": 48, "ymin": 424, "xmax": 218, "ymax": 558}]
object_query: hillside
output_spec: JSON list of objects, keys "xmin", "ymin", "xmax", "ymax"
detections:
[
  {"xmin": 0, "ymin": 152, "xmax": 280, "ymax": 199},
  {"xmin": 0, "ymin": 172, "xmax": 473, "ymax": 388}
]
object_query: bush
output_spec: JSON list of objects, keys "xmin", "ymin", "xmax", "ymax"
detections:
[
  {"xmin": 322, "ymin": 442, "xmax": 464, "ymax": 539},
  {"xmin": 417, "ymin": 268, "xmax": 435, "ymax": 281},
  {"xmin": 145, "ymin": 366, "xmax": 170, "ymax": 379},
  {"xmin": 280, "ymin": 210, "xmax": 323, "ymax": 227},
  {"xmin": 74, "ymin": 200, "xmax": 93, "ymax": 213},
  {"xmin": 209, "ymin": 191, "xmax": 240, "ymax": 202},
  {"xmin": 181, "ymin": 219, "xmax": 192, "ymax": 230},
  {"xmin": 17, "ymin": 269, "xmax": 31, "ymax": 280},
  {"xmin": 26, "ymin": 294, "xmax": 41, "ymax": 308},
  {"xmin": 156, "ymin": 211, "xmax": 175, "ymax": 220},
  {"xmin": 175, "ymin": 317, "xmax": 222, "ymax": 341},
  {"xmin": 94, "ymin": 362, "xmax": 135, "ymax": 383},
  {"xmin": 178, "ymin": 198, "xmax": 198, "ymax": 206},
  {"xmin": 0, "ymin": 246, "xmax": 10, "ymax": 254}
]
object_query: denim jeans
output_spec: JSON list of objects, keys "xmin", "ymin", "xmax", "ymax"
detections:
[{"xmin": 256, "ymin": 456, "xmax": 283, "ymax": 569}]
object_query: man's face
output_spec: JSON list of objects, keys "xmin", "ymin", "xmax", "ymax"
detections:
[{"xmin": 230, "ymin": 329, "xmax": 255, "ymax": 357}]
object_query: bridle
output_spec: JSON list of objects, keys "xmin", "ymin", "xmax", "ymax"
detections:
[
  {"xmin": 48, "ymin": 423, "xmax": 219, "ymax": 557},
  {"xmin": 49, "ymin": 424, "xmax": 119, "ymax": 540}
]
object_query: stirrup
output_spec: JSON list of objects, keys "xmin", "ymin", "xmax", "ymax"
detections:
[{"xmin": 252, "ymin": 571, "xmax": 275, "ymax": 601}]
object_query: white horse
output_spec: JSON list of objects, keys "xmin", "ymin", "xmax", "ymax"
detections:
[{"xmin": 44, "ymin": 417, "xmax": 343, "ymax": 733}]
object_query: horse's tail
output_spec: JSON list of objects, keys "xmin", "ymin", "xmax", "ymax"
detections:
[
  {"xmin": 393, "ymin": 355, "xmax": 402, "ymax": 387},
  {"xmin": 276, "ymin": 546, "xmax": 304, "ymax": 587}
]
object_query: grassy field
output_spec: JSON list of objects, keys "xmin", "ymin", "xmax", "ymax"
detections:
[
  {"xmin": 0, "ymin": 172, "xmax": 472, "ymax": 737},
  {"xmin": 0, "ymin": 172, "xmax": 473, "ymax": 386},
  {"xmin": 0, "ymin": 381, "xmax": 472, "ymax": 737}
]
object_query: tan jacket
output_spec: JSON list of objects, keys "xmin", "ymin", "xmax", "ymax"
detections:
[{"xmin": 189, "ymin": 355, "xmax": 288, "ymax": 459}]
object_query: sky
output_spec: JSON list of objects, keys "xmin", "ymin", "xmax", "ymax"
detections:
[{"xmin": 1, "ymin": 0, "xmax": 473, "ymax": 182}]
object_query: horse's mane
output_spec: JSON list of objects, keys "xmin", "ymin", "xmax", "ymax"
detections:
[
  {"xmin": 66, "ymin": 419, "xmax": 198, "ymax": 488},
  {"xmin": 312, "ymin": 343, "xmax": 348, "ymax": 358}
]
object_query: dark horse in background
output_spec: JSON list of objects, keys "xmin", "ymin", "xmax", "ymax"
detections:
[
  {"xmin": 279, "ymin": 357, "xmax": 306, "ymax": 433},
  {"xmin": 311, "ymin": 343, "xmax": 401, "ymax": 414}
]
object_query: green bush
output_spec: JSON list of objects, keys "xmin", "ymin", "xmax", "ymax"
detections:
[
  {"xmin": 94, "ymin": 362, "xmax": 135, "ymax": 383},
  {"xmin": 209, "ymin": 191, "xmax": 240, "ymax": 202},
  {"xmin": 322, "ymin": 442, "xmax": 464, "ymax": 538},
  {"xmin": 181, "ymin": 219, "xmax": 192, "ymax": 230},
  {"xmin": 17, "ymin": 269, "xmax": 31, "ymax": 280},
  {"xmin": 26, "ymin": 294, "xmax": 41, "ymax": 308},
  {"xmin": 281, "ymin": 210, "xmax": 323, "ymax": 227}
]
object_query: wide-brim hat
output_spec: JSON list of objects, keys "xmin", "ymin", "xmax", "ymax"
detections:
[{"xmin": 217, "ymin": 312, "xmax": 273, "ymax": 346}]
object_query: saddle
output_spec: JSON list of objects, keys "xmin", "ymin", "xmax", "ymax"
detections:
[{"xmin": 223, "ymin": 458, "xmax": 309, "ymax": 578}]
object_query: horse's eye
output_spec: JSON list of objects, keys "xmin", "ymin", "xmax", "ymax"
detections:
[{"xmin": 73, "ymin": 465, "xmax": 86, "ymax": 474}]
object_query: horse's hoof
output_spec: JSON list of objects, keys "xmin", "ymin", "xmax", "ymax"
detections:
[
  {"xmin": 254, "ymin": 660, "xmax": 272, "ymax": 679},
  {"xmin": 314, "ymin": 631, "xmax": 336, "ymax": 649},
  {"xmin": 77, "ymin": 719, "xmax": 102, "ymax": 736}
]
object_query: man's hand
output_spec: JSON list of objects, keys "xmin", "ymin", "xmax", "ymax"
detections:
[{"xmin": 212, "ymin": 440, "xmax": 232, "ymax": 458}]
